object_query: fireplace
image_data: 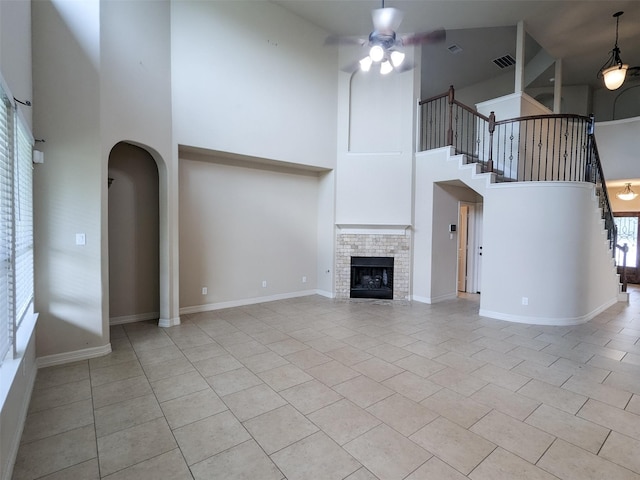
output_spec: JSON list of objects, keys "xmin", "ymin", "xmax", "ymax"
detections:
[{"xmin": 350, "ymin": 256, "xmax": 394, "ymax": 299}]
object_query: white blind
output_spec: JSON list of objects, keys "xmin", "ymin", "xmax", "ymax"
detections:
[
  {"xmin": 15, "ymin": 116, "xmax": 33, "ymax": 328},
  {"xmin": 0, "ymin": 85, "xmax": 14, "ymax": 363}
]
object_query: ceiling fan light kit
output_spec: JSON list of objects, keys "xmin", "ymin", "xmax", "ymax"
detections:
[{"xmin": 598, "ymin": 11, "xmax": 630, "ymax": 91}]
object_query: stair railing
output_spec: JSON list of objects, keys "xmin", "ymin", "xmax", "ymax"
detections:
[{"xmin": 418, "ymin": 86, "xmax": 617, "ymax": 257}]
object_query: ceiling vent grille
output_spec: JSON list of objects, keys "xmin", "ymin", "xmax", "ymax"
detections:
[
  {"xmin": 493, "ymin": 54, "xmax": 516, "ymax": 69},
  {"xmin": 447, "ymin": 44, "xmax": 463, "ymax": 54}
]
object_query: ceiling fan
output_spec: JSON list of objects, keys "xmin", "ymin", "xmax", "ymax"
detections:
[{"xmin": 326, "ymin": 0, "xmax": 446, "ymax": 74}]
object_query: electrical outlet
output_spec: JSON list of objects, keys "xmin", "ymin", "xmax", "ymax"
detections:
[
  {"xmin": 522, "ymin": 297, "xmax": 529, "ymax": 306},
  {"xmin": 262, "ymin": 280, "xmax": 267, "ymax": 288},
  {"xmin": 202, "ymin": 287, "xmax": 208, "ymax": 295},
  {"xmin": 302, "ymin": 276, "xmax": 307, "ymax": 283}
]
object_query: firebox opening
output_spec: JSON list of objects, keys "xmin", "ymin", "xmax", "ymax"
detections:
[{"xmin": 350, "ymin": 256, "xmax": 394, "ymax": 299}]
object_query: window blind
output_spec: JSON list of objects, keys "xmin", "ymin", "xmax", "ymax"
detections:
[{"xmin": 0, "ymin": 85, "xmax": 14, "ymax": 363}]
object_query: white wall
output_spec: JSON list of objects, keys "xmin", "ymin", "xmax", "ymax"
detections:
[
  {"xmin": 101, "ymin": 0, "xmax": 177, "ymax": 328},
  {"xmin": 481, "ymin": 182, "xmax": 618, "ymax": 324},
  {"xmin": 32, "ymin": 0, "xmax": 106, "ymax": 359},
  {"xmin": 593, "ymin": 79, "xmax": 640, "ymax": 121},
  {"xmin": 596, "ymin": 117, "xmax": 640, "ymax": 182},
  {"xmin": 179, "ymin": 153, "xmax": 323, "ymax": 311},
  {"xmin": 171, "ymin": 0, "xmax": 337, "ymax": 170}
]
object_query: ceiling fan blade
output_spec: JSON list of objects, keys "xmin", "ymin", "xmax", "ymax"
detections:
[
  {"xmin": 372, "ymin": 7, "xmax": 403, "ymax": 33},
  {"xmin": 401, "ymin": 28, "xmax": 446, "ymax": 46},
  {"xmin": 324, "ymin": 34, "xmax": 367, "ymax": 47}
]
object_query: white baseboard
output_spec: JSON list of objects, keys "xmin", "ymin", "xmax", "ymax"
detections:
[
  {"xmin": 315, "ymin": 289, "xmax": 335, "ymax": 299},
  {"xmin": 109, "ymin": 312, "xmax": 159, "ymax": 325},
  {"xmin": 179, "ymin": 290, "xmax": 320, "ymax": 315},
  {"xmin": 412, "ymin": 292, "xmax": 457, "ymax": 304},
  {"xmin": 37, "ymin": 343, "xmax": 112, "ymax": 369},
  {"xmin": 158, "ymin": 317, "xmax": 181, "ymax": 328},
  {"xmin": 479, "ymin": 297, "xmax": 617, "ymax": 326}
]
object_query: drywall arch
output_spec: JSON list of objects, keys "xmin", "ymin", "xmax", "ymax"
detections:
[{"xmin": 107, "ymin": 140, "xmax": 177, "ymax": 328}]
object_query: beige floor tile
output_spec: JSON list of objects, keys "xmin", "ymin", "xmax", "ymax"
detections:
[
  {"xmin": 508, "ymin": 345, "xmax": 558, "ymax": 366},
  {"xmin": 366, "ymin": 393, "xmax": 438, "ymax": 436},
  {"xmin": 366, "ymin": 343, "xmax": 412, "ymax": 362},
  {"xmin": 214, "ymin": 331, "xmax": 255, "ymax": 347},
  {"xmin": 405, "ymin": 456, "xmax": 467, "ymax": 479},
  {"xmin": 421, "ymin": 388, "xmax": 491, "ymax": 428},
  {"xmin": 334, "ymin": 375, "xmax": 394, "ymax": 408},
  {"xmin": 469, "ymin": 447, "xmax": 558, "ymax": 480},
  {"xmin": 272, "ymin": 431, "xmax": 361, "ymax": 480},
  {"xmin": 223, "ymin": 339, "xmax": 270, "ymax": 359},
  {"xmin": 472, "ymin": 336, "xmax": 517, "ymax": 354},
  {"xmin": 627, "ymin": 394, "xmax": 640, "ymax": 414},
  {"xmin": 88, "ymin": 348, "xmax": 138, "ymax": 370},
  {"xmin": 161, "ymin": 388, "xmax": 227, "ymax": 429},
  {"xmin": 578, "ymin": 398, "xmax": 640, "ymax": 441},
  {"xmin": 525, "ymin": 403, "xmax": 609, "ymax": 453},
  {"xmin": 95, "ymin": 394, "xmax": 163, "ymax": 437},
  {"xmin": 471, "ymin": 383, "xmax": 539, "ymax": 420},
  {"xmin": 97, "ymin": 417, "xmax": 177, "ymax": 476},
  {"xmin": 429, "ymin": 367, "xmax": 488, "ymax": 396},
  {"xmin": 206, "ymin": 367, "xmax": 263, "ymax": 396},
  {"xmin": 352, "ymin": 357, "xmax": 405, "ymax": 382},
  {"xmin": 469, "ymin": 410, "xmax": 554, "ymax": 464},
  {"xmin": 345, "ymin": 467, "xmax": 380, "ymax": 480},
  {"xmin": 550, "ymin": 357, "xmax": 610, "ymax": 383},
  {"xmin": 538, "ymin": 439, "xmax": 640, "ymax": 480},
  {"xmin": 92, "ymin": 375, "xmax": 152, "ymax": 409},
  {"xmin": 134, "ymin": 344, "xmax": 185, "ymax": 367},
  {"xmin": 180, "ymin": 342, "xmax": 227, "ymax": 363},
  {"xmin": 344, "ymin": 424, "xmax": 431, "ymax": 480},
  {"xmin": 190, "ymin": 440, "xmax": 283, "ymax": 480},
  {"xmin": 599, "ymin": 431, "xmax": 640, "ymax": 474},
  {"xmin": 191, "ymin": 353, "xmax": 242, "ymax": 377},
  {"xmin": 472, "ymin": 363, "xmax": 530, "ymax": 391},
  {"xmin": 34, "ymin": 362, "xmax": 90, "ymax": 392},
  {"xmin": 258, "ymin": 363, "xmax": 314, "ymax": 391},
  {"xmin": 223, "ymin": 383, "xmax": 286, "ymax": 421},
  {"xmin": 326, "ymin": 346, "xmax": 374, "ymax": 366},
  {"xmin": 410, "ymin": 417, "xmax": 495, "ymax": 475},
  {"xmin": 150, "ymin": 370, "xmax": 210, "ymax": 403},
  {"xmin": 37, "ymin": 459, "xmax": 99, "ymax": 480},
  {"xmin": 244, "ymin": 404, "xmax": 318, "ymax": 454},
  {"xmin": 129, "ymin": 333, "xmax": 175, "ymax": 353},
  {"xmin": 471, "ymin": 348, "xmax": 522, "ymax": 369},
  {"xmin": 268, "ymin": 338, "xmax": 310, "ymax": 356},
  {"xmin": 518, "ymin": 378, "xmax": 588, "ymax": 414},
  {"xmin": 306, "ymin": 360, "xmax": 360, "ymax": 386},
  {"xmin": 604, "ymin": 371, "xmax": 640, "ymax": 395},
  {"xmin": 242, "ymin": 350, "xmax": 290, "ymax": 373},
  {"xmin": 382, "ymin": 371, "xmax": 442, "ymax": 402},
  {"xmin": 394, "ymin": 354, "xmax": 447, "ymax": 378},
  {"xmin": 284, "ymin": 348, "xmax": 332, "ymax": 369},
  {"xmin": 287, "ymin": 327, "xmax": 326, "ymax": 342},
  {"xmin": 280, "ymin": 379, "xmax": 342, "ymax": 414},
  {"xmin": 308, "ymin": 398, "xmax": 381, "ymax": 445},
  {"xmin": 21, "ymin": 398, "xmax": 94, "ymax": 444},
  {"xmin": 305, "ymin": 336, "xmax": 348, "ymax": 352},
  {"xmin": 562, "ymin": 375, "xmax": 632, "ymax": 409},
  {"xmin": 28, "ymin": 378, "xmax": 91, "ymax": 414},
  {"xmin": 12, "ymin": 425, "xmax": 96, "ymax": 480},
  {"xmin": 432, "ymin": 351, "xmax": 485, "ymax": 373},
  {"xmin": 101, "ymin": 449, "xmax": 192, "ymax": 480},
  {"xmin": 323, "ymin": 326, "xmax": 361, "ymax": 340},
  {"xmin": 512, "ymin": 360, "xmax": 571, "ymax": 386},
  {"xmin": 438, "ymin": 338, "xmax": 484, "ymax": 356},
  {"xmin": 90, "ymin": 360, "xmax": 144, "ymax": 388},
  {"xmin": 402, "ymin": 340, "xmax": 448, "ymax": 359},
  {"xmin": 142, "ymin": 356, "xmax": 196, "ymax": 382},
  {"xmin": 173, "ymin": 410, "xmax": 251, "ymax": 466}
]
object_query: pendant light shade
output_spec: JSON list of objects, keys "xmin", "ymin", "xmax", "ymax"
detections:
[
  {"xmin": 598, "ymin": 12, "xmax": 629, "ymax": 91},
  {"xmin": 617, "ymin": 183, "xmax": 638, "ymax": 201}
]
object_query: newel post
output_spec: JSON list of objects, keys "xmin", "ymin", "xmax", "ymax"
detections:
[{"xmin": 446, "ymin": 85, "xmax": 454, "ymax": 146}]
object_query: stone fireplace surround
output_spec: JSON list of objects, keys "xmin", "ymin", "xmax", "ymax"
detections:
[{"xmin": 335, "ymin": 227, "xmax": 411, "ymax": 300}]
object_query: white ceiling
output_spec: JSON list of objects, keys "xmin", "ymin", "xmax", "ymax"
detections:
[{"xmin": 272, "ymin": 0, "xmax": 640, "ymax": 95}]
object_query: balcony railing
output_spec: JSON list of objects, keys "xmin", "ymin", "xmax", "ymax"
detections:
[{"xmin": 418, "ymin": 85, "xmax": 617, "ymax": 256}]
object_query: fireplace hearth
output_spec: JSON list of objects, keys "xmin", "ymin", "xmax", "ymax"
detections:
[{"xmin": 350, "ymin": 256, "xmax": 394, "ymax": 299}]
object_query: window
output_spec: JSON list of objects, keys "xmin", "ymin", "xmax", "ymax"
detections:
[{"xmin": 0, "ymin": 80, "xmax": 34, "ymax": 365}]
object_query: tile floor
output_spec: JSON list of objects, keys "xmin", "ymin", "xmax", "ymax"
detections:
[{"xmin": 12, "ymin": 287, "xmax": 640, "ymax": 479}]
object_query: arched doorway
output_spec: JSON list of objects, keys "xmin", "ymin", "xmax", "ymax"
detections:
[{"xmin": 108, "ymin": 142, "xmax": 160, "ymax": 325}]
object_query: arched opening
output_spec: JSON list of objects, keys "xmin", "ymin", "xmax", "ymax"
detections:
[{"xmin": 108, "ymin": 142, "xmax": 160, "ymax": 325}]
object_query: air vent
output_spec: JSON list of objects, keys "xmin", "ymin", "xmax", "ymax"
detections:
[
  {"xmin": 447, "ymin": 44, "xmax": 463, "ymax": 54},
  {"xmin": 493, "ymin": 54, "xmax": 516, "ymax": 69}
]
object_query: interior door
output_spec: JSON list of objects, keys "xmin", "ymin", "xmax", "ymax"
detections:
[{"xmin": 457, "ymin": 205, "xmax": 469, "ymax": 292}]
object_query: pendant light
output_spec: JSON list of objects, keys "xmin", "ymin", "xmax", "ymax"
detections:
[
  {"xmin": 617, "ymin": 183, "xmax": 638, "ymax": 201},
  {"xmin": 598, "ymin": 11, "xmax": 629, "ymax": 91}
]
